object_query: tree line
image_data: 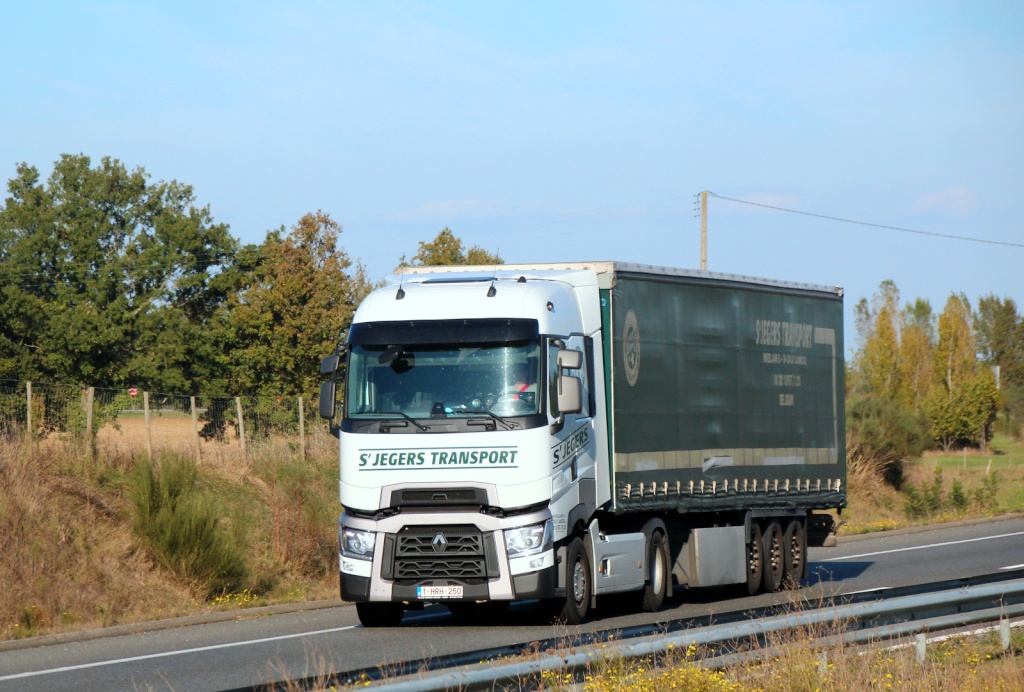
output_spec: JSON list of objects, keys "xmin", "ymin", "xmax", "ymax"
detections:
[
  {"xmin": 4, "ymin": 154, "xmax": 1021, "ymax": 462},
  {"xmin": 848, "ymin": 279, "xmax": 1023, "ymax": 484},
  {"xmin": 0, "ymin": 154, "xmax": 499, "ymax": 399}
]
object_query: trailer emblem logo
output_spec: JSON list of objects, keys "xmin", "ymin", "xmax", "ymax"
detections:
[
  {"xmin": 431, "ymin": 533, "xmax": 448, "ymax": 553},
  {"xmin": 623, "ymin": 309, "xmax": 641, "ymax": 386}
]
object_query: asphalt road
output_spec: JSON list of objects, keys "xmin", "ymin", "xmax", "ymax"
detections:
[{"xmin": 2, "ymin": 516, "xmax": 1023, "ymax": 691}]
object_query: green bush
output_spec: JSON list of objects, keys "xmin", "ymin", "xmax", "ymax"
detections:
[
  {"xmin": 949, "ymin": 480, "xmax": 969, "ymax": 511},
  {"xmin": 847, "ymin": 395, "xmax": 929, "ymax": 487},
  {"xmin": 974, "ymin": 471, "xmax": 1000, "ymax": 510},
  {"xmin": 129, "ymin": 455, "xmax": 246, "ymax": 598}
]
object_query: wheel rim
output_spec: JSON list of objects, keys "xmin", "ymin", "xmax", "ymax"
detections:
[
  {"xmin": 748, "ymin": 535, "xmax": 761, "ymax": 575},
  {"xmin": 572, "ymin": 558, "xmax": 587, "ymax": 605},
  {"xmin": 650, "ymin": 540, "xmax": 665, "ymax": 594},
  {"xmin": 768, "ymin": 525, "xmax": 783, "ymax": 576},
  {"xmin": 789, "ymin": 530, "xmax": 804, "ymax": 572}
]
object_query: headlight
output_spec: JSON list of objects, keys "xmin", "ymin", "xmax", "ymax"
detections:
[
  {"xmin": 505, "ymin": 520, "xmax": 553, "ymax": 558},
  {"xmin": 341, "ymin": 528, "xmax": 375, "ymax": 561}
]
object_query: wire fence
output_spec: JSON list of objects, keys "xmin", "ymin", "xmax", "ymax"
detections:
[{"xmin": 0, "ymin": 379, "xmax": 334, "ymax": 460}]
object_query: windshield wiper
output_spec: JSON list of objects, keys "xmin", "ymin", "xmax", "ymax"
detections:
[
  {"xmin": 374, "ymin": 411, "xmax": 429, "ymax": 432},
  {"xmin": 460, "ymin": 410, "xmax": 518, "ymax": 431}
]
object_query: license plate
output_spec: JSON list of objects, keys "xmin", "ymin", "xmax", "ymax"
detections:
[{"xmin": 416, "ymin": 585, "xmax": 463, "ymax": 599}]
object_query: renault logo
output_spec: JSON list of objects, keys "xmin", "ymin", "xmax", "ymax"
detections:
[{"xmin": 431, "ymin": 533, "xmax": 448, "ymax": 553}]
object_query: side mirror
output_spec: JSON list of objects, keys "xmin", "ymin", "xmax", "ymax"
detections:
[
  {"xmin": 557, "ymin": 375, "xmax": 582, "ymax": 414},
  {"xmin": 319, "ymin": 346, "xmax": 348, "ymax": 420},
  {"xmin": 557, "ymin": 349, "xmax": 582, "ymax": 371},
  {"xmin": 320, "ymin": 354, "xmax": 340, "ymax": 375},
  {"xmin": 319, "ymin": 380, "xmax": 336, "ymax": 419}
]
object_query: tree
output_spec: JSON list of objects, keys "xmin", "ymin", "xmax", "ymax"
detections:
[
  {"xmin": 852, "ymin": 280, "xmax": 901, "ymax": 399},
  {"xmin": 402, "ymin": 227, "xmax": 503, "ymax": 267},
  {"xmin": 220, "ymin": 211, "xmax": 374, "ymax": 397},
  {"xmin": 926, "ymin": 294, "xmax": 999, "ymax": 450},
  {"xmin": 975, "ymin": 295, "xmax": 1024, "ymax": 386},
  {"xmin": 898, "ymin": 298, "xmax": 935, "ymax": 413},
  {"xmin": 0, "ymin": 155, "xmax": 239, "ymax": 391},
  {"xmin": 933, "ymin": 293, "xmax": 977, "ymax": 394}
]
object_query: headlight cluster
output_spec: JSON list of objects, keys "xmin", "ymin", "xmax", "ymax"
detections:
[
  {"xmin": 341, "ymin": 527, "xmax": 375, "ymax": 560},
  {"xmin": 504, "ymin": 520, "xmax": 553, "ymax": 558}
]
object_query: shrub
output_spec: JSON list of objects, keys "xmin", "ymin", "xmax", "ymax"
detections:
[
  {"xmin": 974, "ymin": 471, "xmax": 1000, "ymax": 510},
  {"xmin": 846, "ymin": 395, "xmax": 928, "ymax": 487},
  {"xmin": 949, "ymin": 479, "xmax": 969, "ymax": 511},
  {"xmin": 129, "ymin": 455, "xmax": 246, "ymax": 598}
]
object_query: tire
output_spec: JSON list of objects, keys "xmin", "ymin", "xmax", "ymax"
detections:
[
  {"xmin": 355, "ymin": 602, "xmax": 404, "ymax": 627},
  {"xmin": 553, "ymin": 537, "xmax": 591, "ymax": 625},
  {"xmin": 736, "ymin": 522, "xmax": 763, "ymax": 597},
  {"xmin": 782, "ymin": 518, "xmax": 807, "ymax": 589},
  {"xmin": 761, "ymin": 520, "xmax": 784, "ymax": 593},
  {"xmin": 639, "ymin": 531, "xmax": 669, "ymax": 612}
]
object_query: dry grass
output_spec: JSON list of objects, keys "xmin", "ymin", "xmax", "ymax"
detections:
[
  {"xmin": 0, "ymin": 436, "xmax": 339, "ymax": 641},
  {"xmin": 838, "ymin": 433, "xmax": 1024, "ymax": 536},
  {"xmin": 528, "ymin": 612, "xmax": 1024, "ymax": 691},
  {"xmin": 0, "ymin": 443, "xmax": 194, "ymax": 639}
]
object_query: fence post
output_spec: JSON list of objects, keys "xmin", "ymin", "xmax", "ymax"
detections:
[
  {"xmin": 236, "ymin": 396, "xmax": 247, "ymax": 458},
  {"xmin": 25, "ymin": 381, "xmax": 32, "ymax": 443},
  {"xmin": 85, "ymin": 386, "xmax": 95, "ymax": 463},
  {"xmin": 144, "ymin": 391, "xmax": 154, "ymax": 461},
  {"xmin": 190, "ymin": 396, "xmax": 201, "ymax": 459},
  {"xmin": 299, "ymin": 396, "xmax": 306, "ymax": 460}
]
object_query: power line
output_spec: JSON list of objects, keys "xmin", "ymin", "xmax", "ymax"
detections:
[{"xmin": 706, "ymin": 192, "xmax": 1024, "ymax": 249}]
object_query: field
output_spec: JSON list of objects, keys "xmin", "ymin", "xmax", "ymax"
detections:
[{"xmin": 840, "ymin": 433, "xmax": 1024, "ymax": 535}]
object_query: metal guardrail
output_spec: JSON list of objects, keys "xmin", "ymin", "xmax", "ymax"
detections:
[{"xmin": 354, "ymin": 574, "xmax": 1024, "ymax": 692}]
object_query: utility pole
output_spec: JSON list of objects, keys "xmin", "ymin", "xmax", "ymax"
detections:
[{"xmin": 700, "ymin": 190, "xmax": 708, "ymax": 270}]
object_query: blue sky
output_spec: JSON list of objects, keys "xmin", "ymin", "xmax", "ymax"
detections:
[{"xmin": 3, "ymin": 2, "xmax": 1022, "ymax": 349}]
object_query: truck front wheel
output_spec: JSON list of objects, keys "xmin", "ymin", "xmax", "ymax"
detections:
[
  {"xmin": 547, "ymin": 537, "xmax": 591, "ymax": 625},
  {"xmin": 355, "ymin": 602, "xmax": 404, "ymax": 627},
  {"xmin": 639, "ymin": 530, "xmax": 669, "ymax": 612}
]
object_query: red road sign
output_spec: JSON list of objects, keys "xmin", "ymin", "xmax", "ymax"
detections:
[{"xmin": 129, "ymin": 388, "xmax": 138, "ymax": 398}]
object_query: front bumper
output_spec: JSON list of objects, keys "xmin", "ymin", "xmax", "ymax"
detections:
[
  {"xmin": 338, "ymin": 509, "xmax": 556, "ymax": 604},
  {"xmin": 341, "ymin": 562, "xmax": 558, "ymax": 602}
]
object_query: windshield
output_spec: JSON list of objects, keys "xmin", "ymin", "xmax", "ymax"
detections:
[{"xmin": 346, "ymin": 340, "xmax": 542, "ymax": 419}]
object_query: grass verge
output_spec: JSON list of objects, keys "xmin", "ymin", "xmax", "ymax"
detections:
[
  {"xmin": 0, "ymin": 436, "xmax": 338, "ymax": 641},
  {"xmin": 839, "ymin": 433, "xmax": 1024, "ymax": 535}
]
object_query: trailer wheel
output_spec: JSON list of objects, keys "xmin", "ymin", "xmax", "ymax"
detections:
[
  {"xmin": 761, "ymin": 520, "xmax": 784, "ymax": 593},
  {"xmin": 639, "ymin": 530, "xmax": 669, "ymax": 612},
  {"xmin": 782, "ymin": 518, "xmax": 807, "ymax": 588},
  {"xmin": 740, "ymin": 522, "xmax": 763, "ymax": 596},
  {"xmin": 554, "ymin": 537, "xmax": 591, "ymax": 625},
  {"xmin": 355, "ymin": 602, "xmax": 404, "ymax": 627}
]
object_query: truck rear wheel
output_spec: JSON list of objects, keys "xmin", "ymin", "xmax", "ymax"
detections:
[
  {"xmin": 761, "ymin": 520, "xmax": 784, "ymax": 593},
  {"xmin": 639, "ymin": 530, "xmax": 669, "ymax": 612},
  {"xmin": 782, "ymin": 518, "xmax": 807, "ymax": 588},
  {"xmin": 355, "ymin": 602, "xmax": 404, "ymax": 627},
  {"xmin": 741, "ymin": 522, "xmax": 763, "ymax": 596},
  {"xmin": 551, "ymin": 537, "xmax": 591, "ymax": 625}
]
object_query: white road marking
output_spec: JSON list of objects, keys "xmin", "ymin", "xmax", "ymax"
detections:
[
  {"xmin": 0, "ymin": 624, "xmax": 360, "ymax": 682},
  {"xmin": 821, "ymin": 530, "xmax": 1024, "ymax": 562},
  {"xmin": 844, "ymin": 587, "xmax": 890, "ymax": 595},
  {"xmin": 1001, "ymin": 564, "xmax": 1024, "ymax": 570}
]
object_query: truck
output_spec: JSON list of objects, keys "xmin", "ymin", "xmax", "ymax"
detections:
[{"xmin": 318, "ymin": 262, "xmax": 845, "ymax": 627}]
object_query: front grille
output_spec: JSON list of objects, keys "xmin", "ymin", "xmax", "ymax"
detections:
[{"xmin": 393, "ymin": 525, "xmax": 488, "ymax": 582}]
